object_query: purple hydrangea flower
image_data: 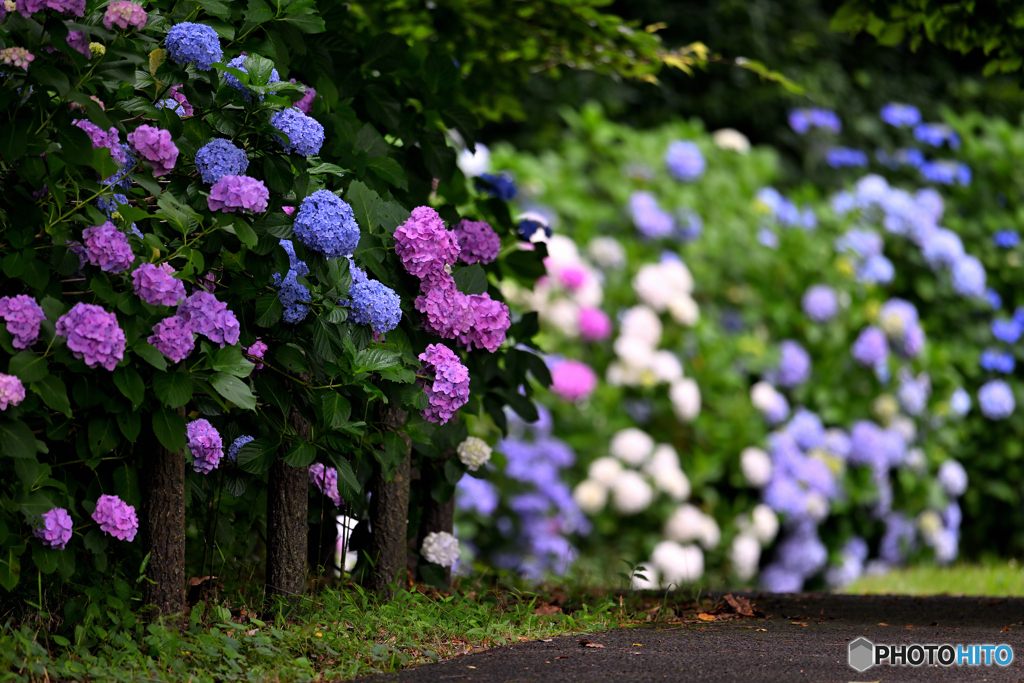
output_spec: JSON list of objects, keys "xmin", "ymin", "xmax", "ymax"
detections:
[
  {"xmin": 920, "ymin": 160, "xmax": 971, "ymax": 186},
  {"xmin": 415, "ymin": 276, "xmax": 472, "ymax": 339},
  {"xmin": 787, "ymin": 408, "xmax": 825, "ymax": 451},
  {"xmin": 395, "ymin": 206, "xmax": 461, "ymax": 283},
  {"xmin": 857, "ymin": 253, "xmax": 895, "ymax": 284},
  {"xmin": 103, "ymin": 1, "xmax": 146, "ymax": 30},
  {"xmin": 897, "ymin": 371, "xmax": 930, "ymax": 415},
  {"xmin": 0, "ymin": 47, "xmax": 34, "ymax": 69},
  {"xmin": 880, "ymin": 103, "xmax": 921, "ymax": 127},
  {"xmin": 978, "ymin": 380, "xmax": 1014, "ymax": 420},
  {"xmin": 127, "ymin": 125, "xmax": 178, "ymax": 176},
  {"xmin": 457, "ymin": 293, "xmax": 510, "ymax": 353},
  {"xmin": 992, "ymin": 318, "xmax": 1023, "ymax": 344},
  {"xmin": 921, "ymin": 228, "xmax": 964, "ymax": 269},
  {"xmin": 165, "ymin": 22, "xmax": 222, "ymax": 70},
  {"xmin": 950, "ymin": 387, "xmax": 971, "ymax": 416},
  {"xmin": 851, "ymin": 326, "xmax": 888, "ymax": 367},
  {"xmin": 0, "ymin": 295, "xmax": 45, "ymax": 349},
  {"xmin": 549, "ymin": 359, "xmax": 597, "ymax": 401},
  {"xmin": 56, "ymin": 303, "xmax": 126, "ymax": 371},
  {"xmin": 801, "ymin": 285, "xmax": 837, "ymax": 322},
  {"xmin": 419, "ymin": 343, "xmax": 470, "ymax": 424},
  {"xmin": 132, "ymin": 262, "xmax": 186, "ymax": 306},
  {"xmin": 454, "ymin": 219, "xmax": 501, "ymax": 264},
  {"xmin": 456, "ymin": 476, "xmax": 499, "ymax": 516},
  {"xmin": 0, "ymin": 373, "xmax": 26, "ymax": 410},
  {"xmin": 16, "ymin": 0, "xmax": 84, "ymax": 17},
  {"xmin": 246, "ymin": 340, "xmax": 267, "ymax": 369},
  {"xmin": 292, "ymin": 190, "xmax": 359, "ymax": 258},
  {"xmin": 33, "ymin": 507, "xmax": 74, "ymax": 549},
  {"xmin": 66, "ymin": 31, "xmax": 91, "ymax": 58},
  {"xmin": 578, "ymin": 307, "xmax": 612, "ymax": 341},
  {"xmin": 155, "ymin": 85, "xmax": 193, "ymax": 117},
  {"xmin": 82, "ymin": 221, "xmax": 134, "ymax": 273},
  {"xmin": 879, "ymin": 513, "xmax": 917, "ymax": 564},
  {"xmin": 223, "ymin": 54, "xmax": 280, "ymax": 101},
  {"xmin": 187, "ymin": 418, "xmax": 223, "ymax": 474},
  {"xmin": 178, "ymin": 291, "xmax": 240, "ymax": 347},
  {"xmin": 776, "ymin": 340, "xmax": 811, "ymax": 387},
  {"xmin": 913, "ymin": 123, "xmax": 960, "ymax": 149},
  {"xmin": 91, "ymin": 494, "xmax": 137, "ymax": 541},
  {"xmin": 194, "ymin": 139, "xmax": 248, "ymax": 184},
  {"xmin": 73, "ymin": 120, "xmax": 126, "ymax": 165},
  {"xmin": 980, "ymin": 349, "xmax": 1015, "ymax": 374},
  {"xmin": 309, "ymin": 463, "xmax": 342, "ymax": 506},
  {"xmin": 789, "ymin": 108, "xmax": 841, "ymax": 134},
  {"xmin": 629, "ymin": 191, "xmax": 674, "ymax": 240},
  {"xmin": 665, "ymin": 140, "xmax": 705, "ymax": 181},
  {"xmin": 290, "ymin": 80, "xmax": 316, "ymax": 113},
  {"xmin": 825, "ymin": 147, "xmax": 868, "ymax": 168},
  {"xmin": 227, "ymin": 435, "xmax": 253, "ymax": 464},
  {"xmin": 349, "ymin": 279, "xmax": 402, "ymax": 334},
  {"xmin": 207, "ymin": 174, "xmax": 268, "ymax": 213},
  {"xmin": 270, "ymin": 107, "xmax": 324, "ymax": 156},
  {"xmin": 148, "ymin": 315, "xmax": 195, "ymax": 362}
]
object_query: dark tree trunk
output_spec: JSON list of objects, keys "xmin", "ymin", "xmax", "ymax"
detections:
[
  {"xmin": 141, "ymin": 407, "xmax": 186, "ymax": 618},
  {"xmin": 366, "ymin": 406, "xmax": 411, "ymax": 599},
  {"xmin": 265, "ymin": 402, "xmax": 311, "ymax": 603},
  {"xmin": 308, "ymin": 493, "xmax": 339, "ymax": 575},
  {"xmin": 412, "ymin": 458, "xmax": 455, "ymax": 586}
]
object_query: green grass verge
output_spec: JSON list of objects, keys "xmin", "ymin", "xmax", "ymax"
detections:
[{"xmin": 840, "ymin": 560, "xmax": 1024, "ymax": 597}]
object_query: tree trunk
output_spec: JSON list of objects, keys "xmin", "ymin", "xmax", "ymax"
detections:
[
  {"xmin": 413, "ymin": 458, "xmax": 455, "ymax": 586},
  {"xmin": 265, "ymin": 401, "xmax": 311, "ymax": 604},
  {"xmin": 366, "ymin": 406, "xmax": 411, "ymax": 599},
  {"xmin": 141, "ymin": 407, "xmax": 186, "ymax": 618}
]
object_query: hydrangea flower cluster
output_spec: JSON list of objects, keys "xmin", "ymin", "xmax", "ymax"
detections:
[
  {"xmin": 102, "ymin": 1, "xmax": 146, "ymax": 30},
  {"xmin": 91, "ymin": 494, "xmax": 137, "ymax": 541},
  {"xmin": 880, "ymin": 103, "xmax": 921, "ymax": 127},
  {"xmin": 132, "ymin": 262, "xmax": 186, "ymax": 307},
  {"xmin": 81, "ymin": 221, "xmax": 134, "ymax": 273},
  {"xmin": 420, "ymin": 531, "xmax": 460, "ymax": 567},
  {"xmin": 453, "ymin": 219, "xmax": 501, "ymax": 264},
  {"xmin": 227, "ymin": 435, "xmax": 253, "ymax": 464},
  {"xmin": 664, "ymin": 141, "xmax": 705, "ymax": 181},
  {"xmin": 456, "ymin": 436, "xmax": 492, "ymax": 471},
  {"xmin": 270, "ymin": 108, "xmax": 324, "ymax": 156},
  {"xmin": 153, "ymin": 85, "xmax": 193, "ymax": 117},
  {"xmin": 56, "ymin": 303, "xmax": 126, "ymax": 371},
  {"xmin": 194, "ymin": 139, "xmax": 249, "ymax": 184},
  {"xmin": 418, "ymin": 343, "xmax": 469, "ymax": 424},
  {"xmin": 246, "ymin": 340, "xmax": 267, "ymax": 370},
  {"xmin": 147, "ymin": 315, "xmax": 195, "ymax": 362},
  {"xmin": 33, "ymin": 508, "xmax": 74, "ymax": 549},
  {"xmin": 223, "ymin": 54, "xmax": 280, "ymax": 100},
  {"xmin": 66, "ymin": 30, "xmax": 91, "ymax": 58},
  {"xmin": 789, "ymin": 107, "xmax": 841, "ymax": 134},
  {"xmin": 291, "ymin": 80, "xmax": 316, "ymax": 113},
  {"xmin": 549, "ymin": 359, "xmax": 597, "ymax": 402},
  {"xmin": 165, "ymin": 22, "xmax": 222, "ymax": 70},
  {"xmin": 74, "ymin": 120, "xmax": 126, "ymax": 164},
  {"xmin": 0, "ymin": 295, "xmax": 45, "ymax": 348},
  {"xmin": 978, "ymin": 380, "xmax": 1015, "ymax": 420},
  {"xmin": 775, "ymin": 340, "xmax": 811, "ymax": 387},
  {"xmin": 348, "ymin": 279, "xmax": 402, "ymax": 334},
  {"xmin": 16, "ymin": 0, "xmax": 85, "ymax": 18},
  {"xmin": 801, "ymin": 285, "xmax": 837, "ymax": 322},
  {"xmin": 629, "ymin": 191, "xmax": 674, "ymax": 240},
  {"xmin": 0, "ymin": 47, "xmax": 34, "ymax": 69},
  {"xmin": 207, "ymin": 175, "xmax": 268, "ymax": 213},
  {"xmin": 755, "ymin": 187, "xmax": 817, "ymax": 233},
  {"xmin": 186, "ymin": 419, "xmax": 223, "ymax": 474},
  {"xmin": 177, "ymin": 291, "xmax": 241, "ymax": 347},
  {"xmin": 127, "ymin": 125, "xmax": 178, "ymax": 176},
  {"xmin": 577, "ymin": 307, "xmax": 612, "ymax": 341},
  {"xmin": 826, "ymin": 147, "xmax": 869, "ymax": 168},
  {"xmin": 394, "ymin": 206, "xmax": 461, "ymax": 281},
  {"xmin": 292, "ymin": 190, "xmax": 359, "ymax": 258},
  {"xmin": 0, "ymin": 373, "xmax": 26, "ymax": 411},
  {"xmin": 273, "ymin": 240, "xmax": 311, "ymax": 324},
  {"xmin": 309, "ymin": 463, "xmax": 342, "ymax": 506},
  {"xmin": 474, "ymin": 172, "xmax": 517, "ymax": 200}
]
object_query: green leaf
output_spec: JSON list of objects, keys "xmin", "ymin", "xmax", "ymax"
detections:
[
  {"xmin": 55, "ymin": 548, "xmax": 75, "ymax": 580},
  {"xmin": 0, "ymin": 118, "xmax": 32, "ymax": 163},
  {"xmin": 503, "ymin": 249, "xmax": 546, "ymax": 280},
  {"xmin": 282, "ymin": 12, "xmax": 326, "ymax": 33},
  {"xmin": 346, "ymin": 180, "xmax": 382, "ymax": 231},
  {"xmin": 275, "ymin": 344, "xmax": 308, "ymax": 373},
  {"xmin": 197, "ymin": 0, "xmax": 231, "ymax": 19},
  {"xmin": 236, "ymin": 438, "xmax": 277, "ymax": 474},
  {"xmin": 113, "ymin": 366, "xmax": 145, "ymax": 409},
  {"xmin": 255, "ymin": 295, "xmax": 284, "ymax": 327},
  {"xmin": 209, "ymin": 373, "xmax": 257, "ymax": 410},
  {"xmin": 353, "ymin": 348, "xmax": 402, "ymax": 373},
  {"xmin": 212, "ymin": 345, "xmax": 256, "ymax": 378},
  {"xmin": 503, "ymin": 390, "xmax": 539, "ymax": 423},
  {"xmin": 133, "ymin": 341, "xmax": 168, "ymax": 371},
  {"xmin": 9, "ymin": 351, "xmax": 48, "ymax": 383},
  {"xmin": 0, "ymin": 546, "xmax": 22, "ymax": 590},
  {"xmin": 444, "ymin": 458, "xmax": 464, "ymax": 486},
  {"xmin": 326, "ymin": 452, "xmax": 359, "ymax": 499},
  {"xmin": 453, "ymin": 264, "xmax": 488, "ymax": 295},
  {"xmin": 321, "ymin": 393, "xmax": 351, "ymax": 429},
  {"xmin": 366, "ymin": 156, "xmax": 408, "ymax": 191},
  {"xmin": 153, "ymin": 372, "xmax": 194, "ymax": 409},
  {"xmin": 243, "ymin": 0, "xmax": 274, "ymax": 24},
  {"xmin": 0, "ymin": 419, "xmax": 38, "ymax": 459},
  {"xmin": 243, "ymin": 54, "xmax": 277, "ymax": 86},
  {"xmin": 232, "ymin": 218, "xmax": 259, "ymax": 248},
  {"xmin": 117, "ymin": 410, "xmax": 141, "ymax": 442},
  {"xmin": 152, "ymin": 407, "xmax": 186, "ymax": 452},
  {"xmin": 307, "ymin": 162, "xmax": 347, "ymax": 179},
  {"xmin": 375, "ymin": 431, "xmax": 408, "ymax": 481},
  {"xmin": 33, "ymin": 375, "xmax": 71, "ymax": 417},
  {"xmin": 377, "ymin": 201, "xmax": 411, "ymax": 234},
  {"xmin": 88, "ymin": 418, "xmax": 120, "ymax": 456},
  {"xmin": 282, "ymin": 439, "xmax": 317, "ymax": 467},
  {"xmin": 522, "ymin": 350, "xmax": 553, "ymax": 387},
  {"xmin": 263, "ymin": 154, "xmax": 293, "ymax": 195}
]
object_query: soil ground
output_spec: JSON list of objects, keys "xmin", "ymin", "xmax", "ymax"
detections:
[{"xmin": 354, "ymin": 592, "xmax": 1024, "ymax": 682}]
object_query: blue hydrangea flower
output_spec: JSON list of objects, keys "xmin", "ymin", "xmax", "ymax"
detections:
[
  {"xmin": 978, "ymin": 379, "xmax": 1015, "ymax": 420},
  {"xmin": 950, "ymin": 387, "xmax": 971, "ymax": 416},
  {"xmin": 880, "ymin": 103, "xmax": 921, "ymax": 127},
  {"xmin": 194, "ymin": 138, "xmax": 249, "ymax": 184},
  {"xmin": 475, "ymin": 173, "xmax": 517, "ymax": 200},
  {"xmin": 279, "ymin": 239, "xmax": 309, "ymax": 277},
  {"xmin": 980, "ymin": 349, "xmax": 1015, "ymax": 374},
  {"xmin": 879, "ymin": 513, "xmax": 917, "ymax": 564},
  {"xmin": 920, "ymin": 160, "xmax": 971, "ymax": 186},
  {"xmin": 674, "ymin": 208, "xmax": 703, "ymax": 242},
  {"xmin": 757, "ymin": 227, "xmax": 779, "ymax": 249},
  {"xmin": 857, "ymin": 254, "xmax": 894, "ymax": 285},
  {"xmin": 992, "ymin": 318, "xmax": 1022, "ymax": 344},
  {"xmin": 789, "ymin": 107, "xmax": 841, "ymax": 135},
  {"xmin": 629, "ymin": 191, "xmax": 674, "ymax": 240},
  {"xmin": 516, "ymin": 216, "xmax": 551, "ymax": 242},
  {"xmin": 293, "ymin": 190, "xmax": 360, "ymax": 258},
  {"xmin": 96, "ymin": 193, "xmax": 141, "ymax": 238},
  {"xmin": 951, "ymin": 255, "xmax": 986, "ymax": 298},
  {"xmin": 825, "ymin": 147, "xmax": 868, "ymax": 168},
  {"xmin": 913, "ymin": 123, "xmax": 960, "ymax": 149},
  {"xmin": 348, "ymin": 257, "xmax": 367, "ymax": 286},
  {"xmin": 165, "ymin": 22, "xmax": 223, "ymax": 71},
  {"xmin": 665, "ymin": 140, "xmax": 705, "ymax": 181},
  {"xmin": 227, "ymin": 435, "xmax": 254, "ymax": 463},
  {"xmin": 270, "ymin": 108, "xmax": 324, "ymax": 156},
  {"xmin": 776, "ymin": 340, "xmax": 811, "ymax": 388},
  {"xmin": 835, "ymin": 229, "xmax": 883, "ymax": 258},
  {"xmin": 993, "ymin": 230, "xmax": 1020, "ymax": 248},
  {"xmin": 223, "ymin": 55, "xmax": 280, "ymax": 101},
  {"xmin": 275, "ymin": 270, "xmax": 310, "ymax": 324},
  {"xmin": 897, "ymin": 372, "xmax": 930, "ymax": 416},
  {"xmin": 155, "ymin": 98, "xmax": 187, "ymax": 116},
  {"xmin": 921, "ymin": 228, "xmax": 964, "ymax": 270},
  {"xmin": 348, "ymin": 279, "xmax": 402, "ymax": 334}
]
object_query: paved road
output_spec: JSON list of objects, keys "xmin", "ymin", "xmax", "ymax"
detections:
[{"xmin": 354, "ymin": 593, "xmax": 1024, "ymax": 682}]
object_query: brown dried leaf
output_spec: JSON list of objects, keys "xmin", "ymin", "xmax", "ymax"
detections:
[
  {"xmin": 1002, "ymin": 625, "xmax": 1012, "ymax": 632},
  {"xmin": 584, "ymin": 642, "xmax": 605, "ymax": 648},
  {"xmin": 791, "ymin": 621, "xmax": 808, "ymax": 626},
  {"xmin": 877, "ymin": 622, "xmax": 888, "ymax": 626},
  {"xmin": 723, "ymin": 593, "xmax": 759, "ymax": 617},
  {"xmin": 534, "ymin": 604, "xmax": 562, "ymax": 616},
  {"xmin": 697, "ymin": 613, "xmax": 716, "ymax": 621},
  {"xmin": 188, "ymin": 575, "xmax": 214, "ymax": 586}
]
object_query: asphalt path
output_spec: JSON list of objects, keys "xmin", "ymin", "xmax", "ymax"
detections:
[{"xmin": 353, "ymin": 593, "xmax": 1024, "ymax": 682}]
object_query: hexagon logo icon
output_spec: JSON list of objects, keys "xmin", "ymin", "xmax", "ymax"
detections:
[{"xmin": 848, "ymin": 637, "xmax": 875, "ymax": 672}]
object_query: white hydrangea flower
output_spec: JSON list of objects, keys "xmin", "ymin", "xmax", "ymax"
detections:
[
  {"xmin": 651, "ymin": 350, "xmax": 683, "ymax": 383},
  {"xmin": 751, "ymin": 504, "xmax": 779, "ymax": 544},
  {"xmin": 543, "ymin": 299, "xmax": 581, "ymax": 337},
  {"xmin": 614, "ymin": 336, "xmax": 657, "ymax": 369},
  {"xmin": 421, "ymin": 531, "xmax": 460, "ymax": 567},
  {"xmin": 664, "ymin": 504, "xmax": 719, "ymax": 549},
  {"xmin": 619, "ymin": 305, "xmax": 662, "ymax": 345},
  {"xmin": 588, "ymin": 456, "xmax": 623, "ymax": 487},
  {"xmin": 917, "ymin": 510, "xmax": 943, "ymax": 542},
  {"xmin": 610, "ymin": 428, "xmax": 655, "ymax": 466},
  {"xmin": 457, "ymin": 436, "xmax": 492, "ymax": 471},
  {"xmin": 712, "ymin": 128, "xmax": 751, "ymax": 154},
  {"xmin": 668, "ymin": 296, "xmax": 700, "ymax": 326},
  {"xmin": 750, "ymin": 381, "xmax": 781, "ymax": 413},
  {"xmin": 805, "ymin": 492, "xmax": 830, "ymax": 522},
  {"xmin": 572, "ymin": 480, "xmax": 608, "ymax": 515},
  {"xmin": 670, "ymin": 378, "xmax": 701, "ymax": 422},
  {"xmin": 730, "ymin": 533, "xmax": 761, "ymax": 580},
  {"xmin": 890, "ymin": 415, "xmax": 916, "ymax": 444},
  {"xmin": 651, "ymin": 540, "xmax": 704, "ymax": 587},
  {"xmin": 544, "ymin": 234, "xmax": 582, "ymax": 268},
  {"xmin": 633, "ymin": 264, "xmax": 672, "ymax": 311},
  {"xmin": 456, "ymin": 143, "xmax": 490, "ymax": 177},
  {"xmin": 630, "ymin": 563, "xmax": 660, "ymax": 590},
  {"xmin": 740, "ymin": 447, "xmax": 773, "ymax": 488},
  {"xmin": 644, "ymin": 444, "xmax": 691, "ymax": 501},
  {"xmin": 661, "ymin": 260, "xmax": 694, "ymax": 296},
  {"xmin": 611, "ymin": 470, "xmax": 654, "ymax": 515},
  {"xmin": 605, "ymin": 361, "xmax": 631, "ymax": 386},
  {"xmin": 587, "ymin": 236, "xmax": 626, "ymax": 270}
]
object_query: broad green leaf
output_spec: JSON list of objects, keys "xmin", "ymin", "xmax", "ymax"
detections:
[
  {"xmin": 453, "ymin": 264, "xmax": 488, "ymax": 295},
  {"xmin": 255, "ymin": 295, "xmax": 284, "ymax": 327},
  {"xmin": 0, "ymin": 546, "xmax": 22, "ymax": 590},
  {"xmin": 209, "ymin": 373, "xmax": 257, "ymax": 410},
  {"xmin": 212, "ymin": 345, "xmax": 256, "ymax": 378},
  {"xmin": 33, "ymin": 375, "xmax": 71, "ymax": 416},
  {"xmin": 236, "ymin": 438, "xmax": 277, "ymax": 474},
  {"xmin": 113, "ymin": 366, "xmax": 145, "ymax": 409},
  {"xmin": 117, "ymin": 410, "xmax": 141, "ymax": 442},
  {"xmin": 88, "ymin": 418, "xmax": 120, "ymax": 456},
  {"xmin": 9, "ymin": 351, "xmax": 48, "ymax": 383},
  {"xmin": 133, "ymin": 341, "xmax": 168, "ymax": 371},
  {"xmin": 321, "ymin": 393, "xmax": 351, "ymax": 429},
  {"xmin": 282, "ymin": 439, "xmax": 317, "ymax": 467},
  {"xmin": 153, "ymin": 407, "xmax": 186, "ymax": 452},
  {"xmin": 375, "ymin": 431, "xmax": 408, "ymax": 481},
  {"xmin": 153, "ymin": 371, "xmax": 194, "ymax": 409},
  {"xmin": 346, "ymin": 180, "xmax": 382, "ymax": 232},
  {"xmin": 367, "ymin": 156, "xmax": 408, "ymax": 190},
  {"xmin": 0, "ymin": 419, "xmax": 38, "ymax": 459},
  {"xmin": 275, "ymin": 344, "xmax": 308, "ymax": 373},
  {"xmin": 353, "ymin": 348, "xmax": 402, "ymax": 373},
  {"xmin": 326, "ymin": 452, "xmax": 359, "ymax": 499}
]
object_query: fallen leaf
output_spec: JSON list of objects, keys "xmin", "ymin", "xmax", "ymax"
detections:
[
  {"xmin": 539, "ymin": 638, "xmax": 553, "ymax": 642},
  {"xmin": 188, "ymin": 575, "xmax": 215, "ymax": 586},
  {"xmin": 1002, "ymin": 625, "xmax": 1012, "ymax": 632},
  {"xmin": 534, "ymin": 604, "xmax": 562, "ymax": 616},
  {"xmin": 556, "ymin": 656, "xmax": 568, "ymax": 659},
  {"xmin": 632, "ymin": 651, "xmax": 642, "ymax": 655},
  {"xmin": 632, "ymin": 643, "xmax": 643, "ymax": 646},
  {"xmin": 723, "ymin": 593, "xmax": 760, "ymax": 618},
  {"xmin": 579, "ymin": 640, "xmax": 605, "ymax": 648},
  {"xmin": 756, "ymin": 628, "xmax": 767, "ymax": 632},
  {"xmin": 905, "ymin": 625, "xmax": 914, "ymax": 629},
  {"xmin": 791, "ymin": 622, "xmax": 808, "ymax": 627},
  {"xmin": 697, "ymin": 613, "xmax": 716, "ymax": 621},
  {"xmin": 877, "ymin": 622, "xmax": 888, "ymax": 626},
  {"xmin": 467, "ymin": 666, "xmax": 476, "ymax": 669}
]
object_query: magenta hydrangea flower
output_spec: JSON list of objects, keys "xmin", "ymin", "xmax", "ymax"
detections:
[
  {"xmin": 246, "ymin": 339, "xmax": 267, "ymax": 369},
  {"xmin": 415, "ymin": 277, "xmax": 472, "ymax": 339},
  {"xmin": 92, "ymin": 494, "xmax": 137, "ymax": 541},
  {"xmin": 148, "ymin": 315, "xmax": 195, "ymax": 362},
  {"xmin": 550, "ymin": 359, "xmax": 598, "ymax": 401},
  {"xmin": 0, "ymin": 373, "xmax": 26, "ymax": 410},
  {"xmin": 458, "ymin": 294, "xmax": 510, "ymax": 353},
  {"xmin": 132, "ymin": 262, "xmax": 186, "ymax": 306},
  {"xmin": 187, "ymin": 418, "xmax": 223, "ymax": 474},
  {"xmin": 73, "ymin": 120, "xmax": 126, "ymax": 164},
  {"xmin": 17, "ymin": 0, "xmax": 85, "ymax": 17},
  {"xmin": 207, "ymin": 175, "xmax": 269, "ymax": 213},
  {"xmin": 33, "ymin": 507, "xmax": 74, "ymax": 549},
  {"xmin": 454, "ymin": 219, "xmax": 501, "ymax": 265},
  {"xmin": 103, "ymin": 0, "xmax": 146, "ymax": 30},
  {"xmin": 82, "ymin": 221, "xmax": 134, "ymax": 273},
  {"xmin": 0, "ymin": 47, "xmax": 34, "ymax": 70},
  {"xmin": 419, "ymin": 343, "xmax": 470, "ymax": 424},
  {"xmin": 66, "ymin": 30, "xmax": 90, "ymax": 58},
  {"xmin": 127, "ymin": 124, "xmax": 178, "ymax": 176},
  {"xmin": 0, "ymin": 295, "xmax": 45, "ymax": 349},
  {"xmin": 156, "ymin": 85, "xmax": 193, "ymax": 117},
  {"xmin": 394, "ymin": 206, "xmax": 460, "ymax": 282},
  {"xmin": 578, "ymin": 307, "xmax": 612, "ymax": 341},
  {"xmin": 56, "ymin": 303, "xmax": 126, "ymax": 371},
  {"xmin": 309, "ymin": 463, "xmax": 342, "ymax": 506},
  {"xmin": 295, "ymin": 86, "xmax": 316, "ymax": 114},
  {"xmin": 177, "ymin": 291, "xmax": 240, "ymax": 347}
]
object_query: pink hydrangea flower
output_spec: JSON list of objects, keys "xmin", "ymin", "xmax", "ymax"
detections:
[
  {"xmin": 103, "ymin": 1, "xmax": 146, "ymax": 30},
  {"xmin": 290, "ymin": 79, "xmax": 316, "ymax": 114},
  {"xmin": 34, "ymin": 507, "xmax": 74, "ymax": 549},
  {"xmin": 0, "ymin": 295, "xmax": 46, "ymax": 349},
  {"xmin": 419, "ymin": 343, "xmax": 469, "ymax": 424},
  {"xmin": 127, "ymin": 124, "xmax": 178, "ymax": 176},
  {"xmin": 309, "ymin": 463, "xmax": 342, "ymax": 506},
  {"xmin": 246, "ymin": 339, "xmax": 267, "ymax": 369},
  {"xmin": 66, "ymin": 30, "xmax": 90, "ymax": 58},
  {"xmin": 454, "ymin": 219, "xmax": 500, "ymax": 265},
  {"xmin": 550, "ymin": 359, "xmax": 598, "ymax": 401},
  {"xmin": 73, "ymin": 120, "xmax": 126, "ymax": 164},
  {"xmin": 187, "ymin": 418, "xmax": 223, "ymax": 474},
  {"xmin": 56, "ymin": 303, "xmax": 126, "ymax": 371},
  {"xmin": 207, "ymin": 175, "xmax": 269, "ymax": 213},
  {"xmin": 282, "ymin": 205, "xmax": 295, "ymax": 216},
  {"xmin": 82, "ymin": 221, "xmax": 134, "ymax": 273},
  {"xmin": 91, "ymin": 494, "xmax": 137, "ymax": 541},
  {"xmin": 148, "ymin": 315, "xmax": 195, "ymax": 362},
  {"xmin": 132, "ymin": 262, "xmax": 186, "ymax": 306},
  {"xmin": 0, "ymin": 46, "xmax": 34, "ymax": 69},
  {"xmin": 394, "ymin": 206, "xmax": 460, "ymax": 282},
  {"xmin": 415, "ymin": 277, "xmax": 472, "ymax": 339},
  {"xmin": 177, "ymin": 291, "xmax": 240, "ymax": 347},
  {"xmin": 0, "ymin": 373, "xmax": 26, "ymax": 410},
  {"xmin": 458, "ymin": 293, "xmax": 510, "ymax": 353},
  {"xmin": 578, "ymin": 307, "xmax": 612, "ymax": 341},
  {"xmin": 558, "ymin": 265, "xmax": 587, "ymax": 290}
]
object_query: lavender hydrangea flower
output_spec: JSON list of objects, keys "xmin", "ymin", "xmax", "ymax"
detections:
[
  {"xmin": 165, "ymin": 22, "xmax": 222, "ymax": 70},
  {"xmin": 578, "ymin": 307, "xmax": 612, "ymax": 341},
  {"xmin": 309, "ymin": 463, "xmax": 342, "ymax": 506},
  {"xmin": 33, "ymin": 508, "xmax": 74, "ymax": 549},
  {"xmin": 992, "ymin": 317, "xmax": 1022, "ymax": 343},
  {"xmin": 291, "ymin": 79, "xmax": 316, "ymax": 113},
  {"xmin": 921, "ymin": 228, "xmax": 964, "ymax": 269},
  {"xmin": 458, "ymin": 294, "xmax": 511, "ymax": 353},
  {"xmin": 857, "ymin": 254, "xmax": 894, "ymax": 284},
  {"xmin": 951, "ymin": 255, "xmax": 986, "ymax": 298},
  {"xmin": 0, "ymin": 46, "xmax": 34, "ymax": 69},
  {"xmin": 913, "ymin": 123, "xmax": 960, "ymax": 149},
  {"xmin": 665, "ymin": 141, "xmax": 705, "ymax": 181},
  {"xmin": 549, "ymin": 360, "xmax": 598, "ymax": 401},
  {"xmin": 127, "ymin": 125, "xmax": 178, "ymax": 176},
  {"xmin": 825, "ymin": 147, "xmax": 868, "ymax": 168},
  {"xmin": 187, "ymin": 418, "xmax": 223, "ymax": 474},
  {"xmin": 16, "ymin": 0, "xmax": 85, "ymax": 18},
  {"xmin": 920, "ymin": 160, "xmax": 971, "ymax": 186},
  {"xmin": 194, "ymin": 139, "xmax": 248, "ymax": 184},
  {"xmin": 81, "ymin": 221, "xmax": 134, "ymax": 273},
  {"xmin": 66, "ymin": 30, "xmax": 91, "ymax": 58},
  {"xmin": 629, "ymin": 191, "xmax": 674, "ymax": 240},
  {"xmin": 349, "ymin": 280, "xmax": 402, "ymax": 334},
  {"xmin": 148, "ymin": 315, "xmax": 195, "ymax": 362},
  {"xmin": 879, "ymin": 513, "xmax": 917, "ymax": 564},
  {"xmin": 454, "ymin": 219, "xmax": 501, "ymax": 264},
  {"xmin": 789, "ymin": 108, "xmax": 841, "ymax": 134},
  {"xmin": 227, "ymin": 435, "xmax": 253, "ymax": 464},
  {"xmin": 132, "ymin": 262, "xmax": 186, "ymax": 306},
  {"xmin": 938, "ymin": 460, "xmax": 968, "ymax": 497},
  {"xmin": 207, "ymin": 175, "xmax": 268, "ymax": 213},
  {"xmin": 222, "ymin": 54, "xmax": 280, "ymax": 101},
  {"xmin": 395, "ymin": 206, "xmax": 460, "ymax": 283},
  {"xmin": 419, "ymin": 343, "xmax": 470, "ymax": 424},
  {"xmin": 950, "ymin": 387, "xmax": 971, "ymax": 416},
  {"xmin": 980, "ymin": 349, "xmax": 1015, "ymax": 374},
  {"xmin": 880, "ymin": 103, "xmax": 921, "ymax": 127},
  {"xmin": 0, "ymin": 373, "xmax": 26, "ymax": 410},
  {"xmin": 897, "ymin": 372, "xmax": 930, "ymax": 416},
  {"xmin": 978, "ymin": 380, "xmax": 1014, "ymax": 420},
  {"xmin": 0, "ymin": 295, "xmax": 45, "ymax": 349},
  {"xmin": 246, "ymin": 340, "xmax": 267, "ymax": 370},
  {"xmin": 270, "ymin": 108, "xmax": 324, "ymax": 156},
  {"xmin": 851, "ymin": 326, "xmax": 888, "ymax": 367},
  {"xmin": 178, "ymin": 291, "xmax": 240, "ymax": 347},
  {"xmin": 56, "ymin": 303, "xmax": 126, "ymax": 371},
  {"xmin": 103, "ymin": 1, "xmax": 146, "ymax": 30},
  {"xmin": 73, "ymin": 120, "xmax": 126, "ymax": 164},
  {"xmin": 776, "ymin": 340, "xmax": 811, "ymax": 387},
  {"xmin": 91, "ymin": 494, "xmax": 137, "ymax": 541},
  {"xmin": 292, "ymin": 190, "xmax": 360, "ymax": 258},
  {"xmin": 675, "ymin": 208, "xmax": 703, "ymax": 242},
  {"xmin": 801, "ymin": 285, "xmax": 837, "ymax": 322}
]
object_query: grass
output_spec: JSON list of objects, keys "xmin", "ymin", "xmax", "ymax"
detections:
[{"xmin": 841, "ymin": 559, "xmax": 1024, "ymax": 597}]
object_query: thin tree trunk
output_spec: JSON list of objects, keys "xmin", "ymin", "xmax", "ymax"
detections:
[
  {"xmin": 366, "ymin": 406, "xmax": 411, "ymax": 599},
  {"xmin": 265, "ymin": 401, "xmax": 311, "ymax": 604},
  {"xmin": 141, "ymin": 407, "xmax": 186, "ymax": 618}
]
